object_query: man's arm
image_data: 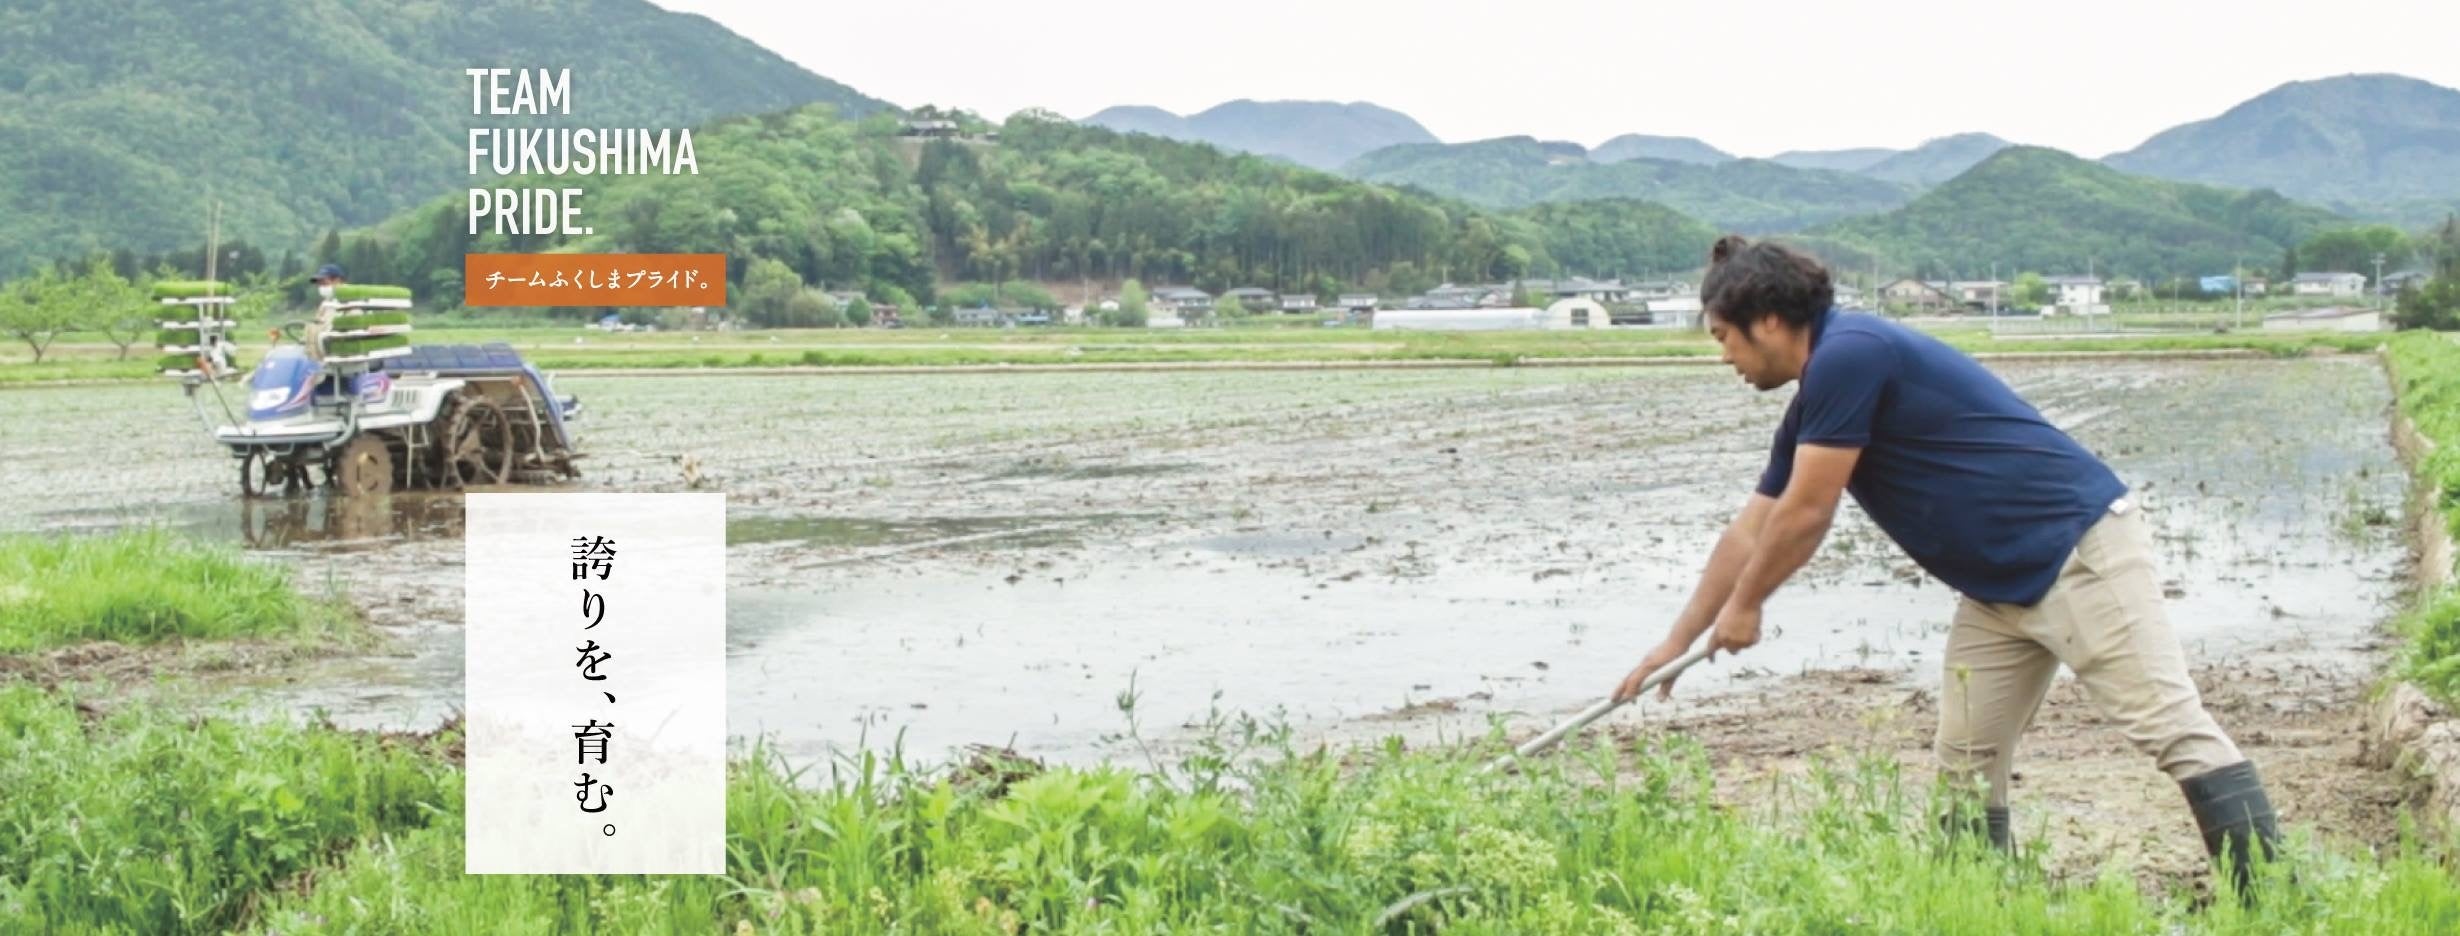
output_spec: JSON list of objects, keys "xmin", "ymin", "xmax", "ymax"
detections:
[
  {"xmin": 1707, "ymin": 443, "xmax": 1862, "ymax": 653},
  {"xmin": 1669, "ymin": 492, "xmax": 1775, "ymax": 649},
  {"xmin": 1612, "ymin": 492, "xmax": 1773, "ymax": 702}
]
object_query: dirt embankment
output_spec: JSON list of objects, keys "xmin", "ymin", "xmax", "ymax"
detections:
[{"xmin": 2359, "ymin": 401, "xmax": 2460, "ymax": 829}]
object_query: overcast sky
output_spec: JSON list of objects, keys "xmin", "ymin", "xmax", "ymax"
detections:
[{"xmin": 654, "ymin": 0, "xmax": 2458, "ymax": 159}]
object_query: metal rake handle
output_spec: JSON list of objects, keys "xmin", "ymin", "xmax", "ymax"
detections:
[{"xmin": 1480, "ymin": 644, "xmax": 1716, "ymax": 774}]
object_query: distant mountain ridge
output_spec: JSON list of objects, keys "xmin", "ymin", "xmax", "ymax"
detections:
[
  {"xmin": 1858, "ymin": 133, "xmax": 2014, "ymax": 186},
  {"xmin": 1591, "ymin": 134, "xmax": 1731, "ymax": 165},
  {"xmin": 1769, "ymin": 147, "xmax": 1898, "ymax": 173},
  {"xmin": 1343, "ymin": 136, "xmax": 1915, "ymax": 232},
  {"xmin": 1079, "ymin": 100, "xmax": 1439, "ymax": 170},
  {"xmin": 2103, "ymin": 73, "xmax": 2460, "ymax": 219}
]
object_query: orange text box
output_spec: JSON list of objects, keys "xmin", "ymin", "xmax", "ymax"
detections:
[{"xmin": 464, "ymin": 254, "xmax": 727, "ymax": 307}]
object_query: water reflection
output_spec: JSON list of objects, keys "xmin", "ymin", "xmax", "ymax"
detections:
[{"xmin": 235, "ymin": 494, "xmax": 466, "ymax": 551}]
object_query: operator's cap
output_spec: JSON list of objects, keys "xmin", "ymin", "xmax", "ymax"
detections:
[{"xmin": 313, "ymin": 263, "xmax": 345, "ymax": 282}]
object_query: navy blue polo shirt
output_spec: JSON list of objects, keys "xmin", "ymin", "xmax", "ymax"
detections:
[{"xmin": 1755, "ymin": 308, "xmax": 2126, "ymax": 606}]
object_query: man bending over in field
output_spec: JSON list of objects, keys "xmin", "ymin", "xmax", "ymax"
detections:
[{"xmin": 1613, "ymin": 235, "xmax": 2282, "ymax": 898}]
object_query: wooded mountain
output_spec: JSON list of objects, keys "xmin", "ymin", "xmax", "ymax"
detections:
[
  {"xmin": 1807, "ymin": 146, "xmax": 2343, "ymax": 281},
  {"xmin": 0, "ymin": 0, "xmax": 891, "ymax": 275}
]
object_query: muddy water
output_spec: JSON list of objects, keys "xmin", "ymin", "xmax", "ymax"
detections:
[{"xmin": 0, "ymin": 359, "xmax": 2406, "ymax": 771}]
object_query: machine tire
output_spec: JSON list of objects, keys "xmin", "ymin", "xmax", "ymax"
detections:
[
  {"xmin": 439, "ymin": 394, "xmax": 514, "ymax": 488},
  {"xmin": 333, "ymin": 435, "xmax": 395, "ymax": 497},
  {"xmin": 238, "ymin": 451, "xmax": 277, "ymax": 498}
]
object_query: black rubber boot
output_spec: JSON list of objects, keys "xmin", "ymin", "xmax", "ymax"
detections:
[
  {"xmin": 1938, "ymin": 804, "xmax": 2012, "ymax": 856},
  {"xmin": 2179, "ymin": 760, "xmax": 2283, "ymax": 902}
]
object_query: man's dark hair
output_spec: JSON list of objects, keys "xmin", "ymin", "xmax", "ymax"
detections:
[{"xmin": 1700, "ymin": 234, "xmax": 1833, "ymax": 331}]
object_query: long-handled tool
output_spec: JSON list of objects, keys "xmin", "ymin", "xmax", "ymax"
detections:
[{"xmin": 1479, "ymin": 644, "xmax": 1716, "ymax": 774}]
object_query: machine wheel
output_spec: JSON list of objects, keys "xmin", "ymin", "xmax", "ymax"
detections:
[
  {"xmin": 240, "ymin": 451, "xmax": 315, "ymax": 498},
  {"xmin": 239, "ymin": 451, "xmax": 279, "ymax": 498},
  {"xmin": 440, "ymin": 395, "xmax": 514, "ymax": 488},
  {"xmin": 332, "ymin": 435, "xmax": 395, "ymax": 497}
]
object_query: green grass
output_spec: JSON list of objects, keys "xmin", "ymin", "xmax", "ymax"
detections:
[
  {"xmin": 238, "ymin": 732, "xmax": 2460, "ymax": 934},
  {"xmin": 0, "ymin": 694, "xmax": 2443, "ymax": 934},
  {"xmin": 0, "ymin": 529, "xmax": 353, "ymax": 653},
  {"xmin": 2390, "ymin": 332, "xmax": 2460, "ymax": 702},
  {"xmin": 0, "ymin": 684, "xmax": 458, "ymax": 934}
]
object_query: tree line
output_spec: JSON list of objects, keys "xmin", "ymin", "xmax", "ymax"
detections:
[
  {"xmin": 0, "ymin": 261, "xmax": 282, "ymax": 363},
  {"xmin": 294, "ymin": 106, "xmax": 1714, "ymax": 327}
]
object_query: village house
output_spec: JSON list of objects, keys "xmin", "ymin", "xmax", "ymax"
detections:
[
  {"xmin": 1278, "ymin": 293, "xmax": 1319, "ymax": 312},
  {"xmin": 1152, "ymin": 287, "xmax": 1214, "ymax": 312},
  {"xmin": 1222, "ymin": 287, "xmax": 1276, "ymax": 311},
  {"xmin": 1880, "ymin": 278, "xmax": 1954, "ymax": 312},
  {"xmin": 1947, "ymin": 280, "xmax": 2008, "ymax": 305},
  {"xmin": 2045, "ymin": 275, "xmax": 2106, "ymax": 315},
  {"xmin": 2380, "ymin": 271, "xmax": 2430, "ymax": 295}
]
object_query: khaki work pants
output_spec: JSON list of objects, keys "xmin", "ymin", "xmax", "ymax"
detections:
[{"xmin": 1934, "ymin": 504, "xmax": 2245, "ymax": 806}]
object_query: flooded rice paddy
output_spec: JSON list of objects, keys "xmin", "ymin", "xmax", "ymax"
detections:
[{"xmin": 0, "ymin": 358, "xmax": 2408, "ymax": 771}]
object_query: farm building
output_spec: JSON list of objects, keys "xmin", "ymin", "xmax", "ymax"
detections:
[
  {"xmin": 1371, "ymin": 305, "xmax": 1609, "ymax": 331},
  {"xmin": 2261, "ymin": 306, "xmax": 2385, "ymax": 333},
  {"xmin": 1544, "ymin": 297, "xmax": 1614, "ymax": 329},
  {"xmin": 1642, "ymin": 296, "xmax": 1705, "ymax": 330},
  {"xmin": 2291, "ymin": 272, "xmax": 2367, "ymax": 297}
]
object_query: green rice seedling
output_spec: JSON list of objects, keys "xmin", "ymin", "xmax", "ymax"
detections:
[
  {"xmin": 324, "ymin": 311, "xmax": 412, "ymax": 333},
  {"xmin": 330, "ymin": 285, "xmax": 412, "ymax": 302}
]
